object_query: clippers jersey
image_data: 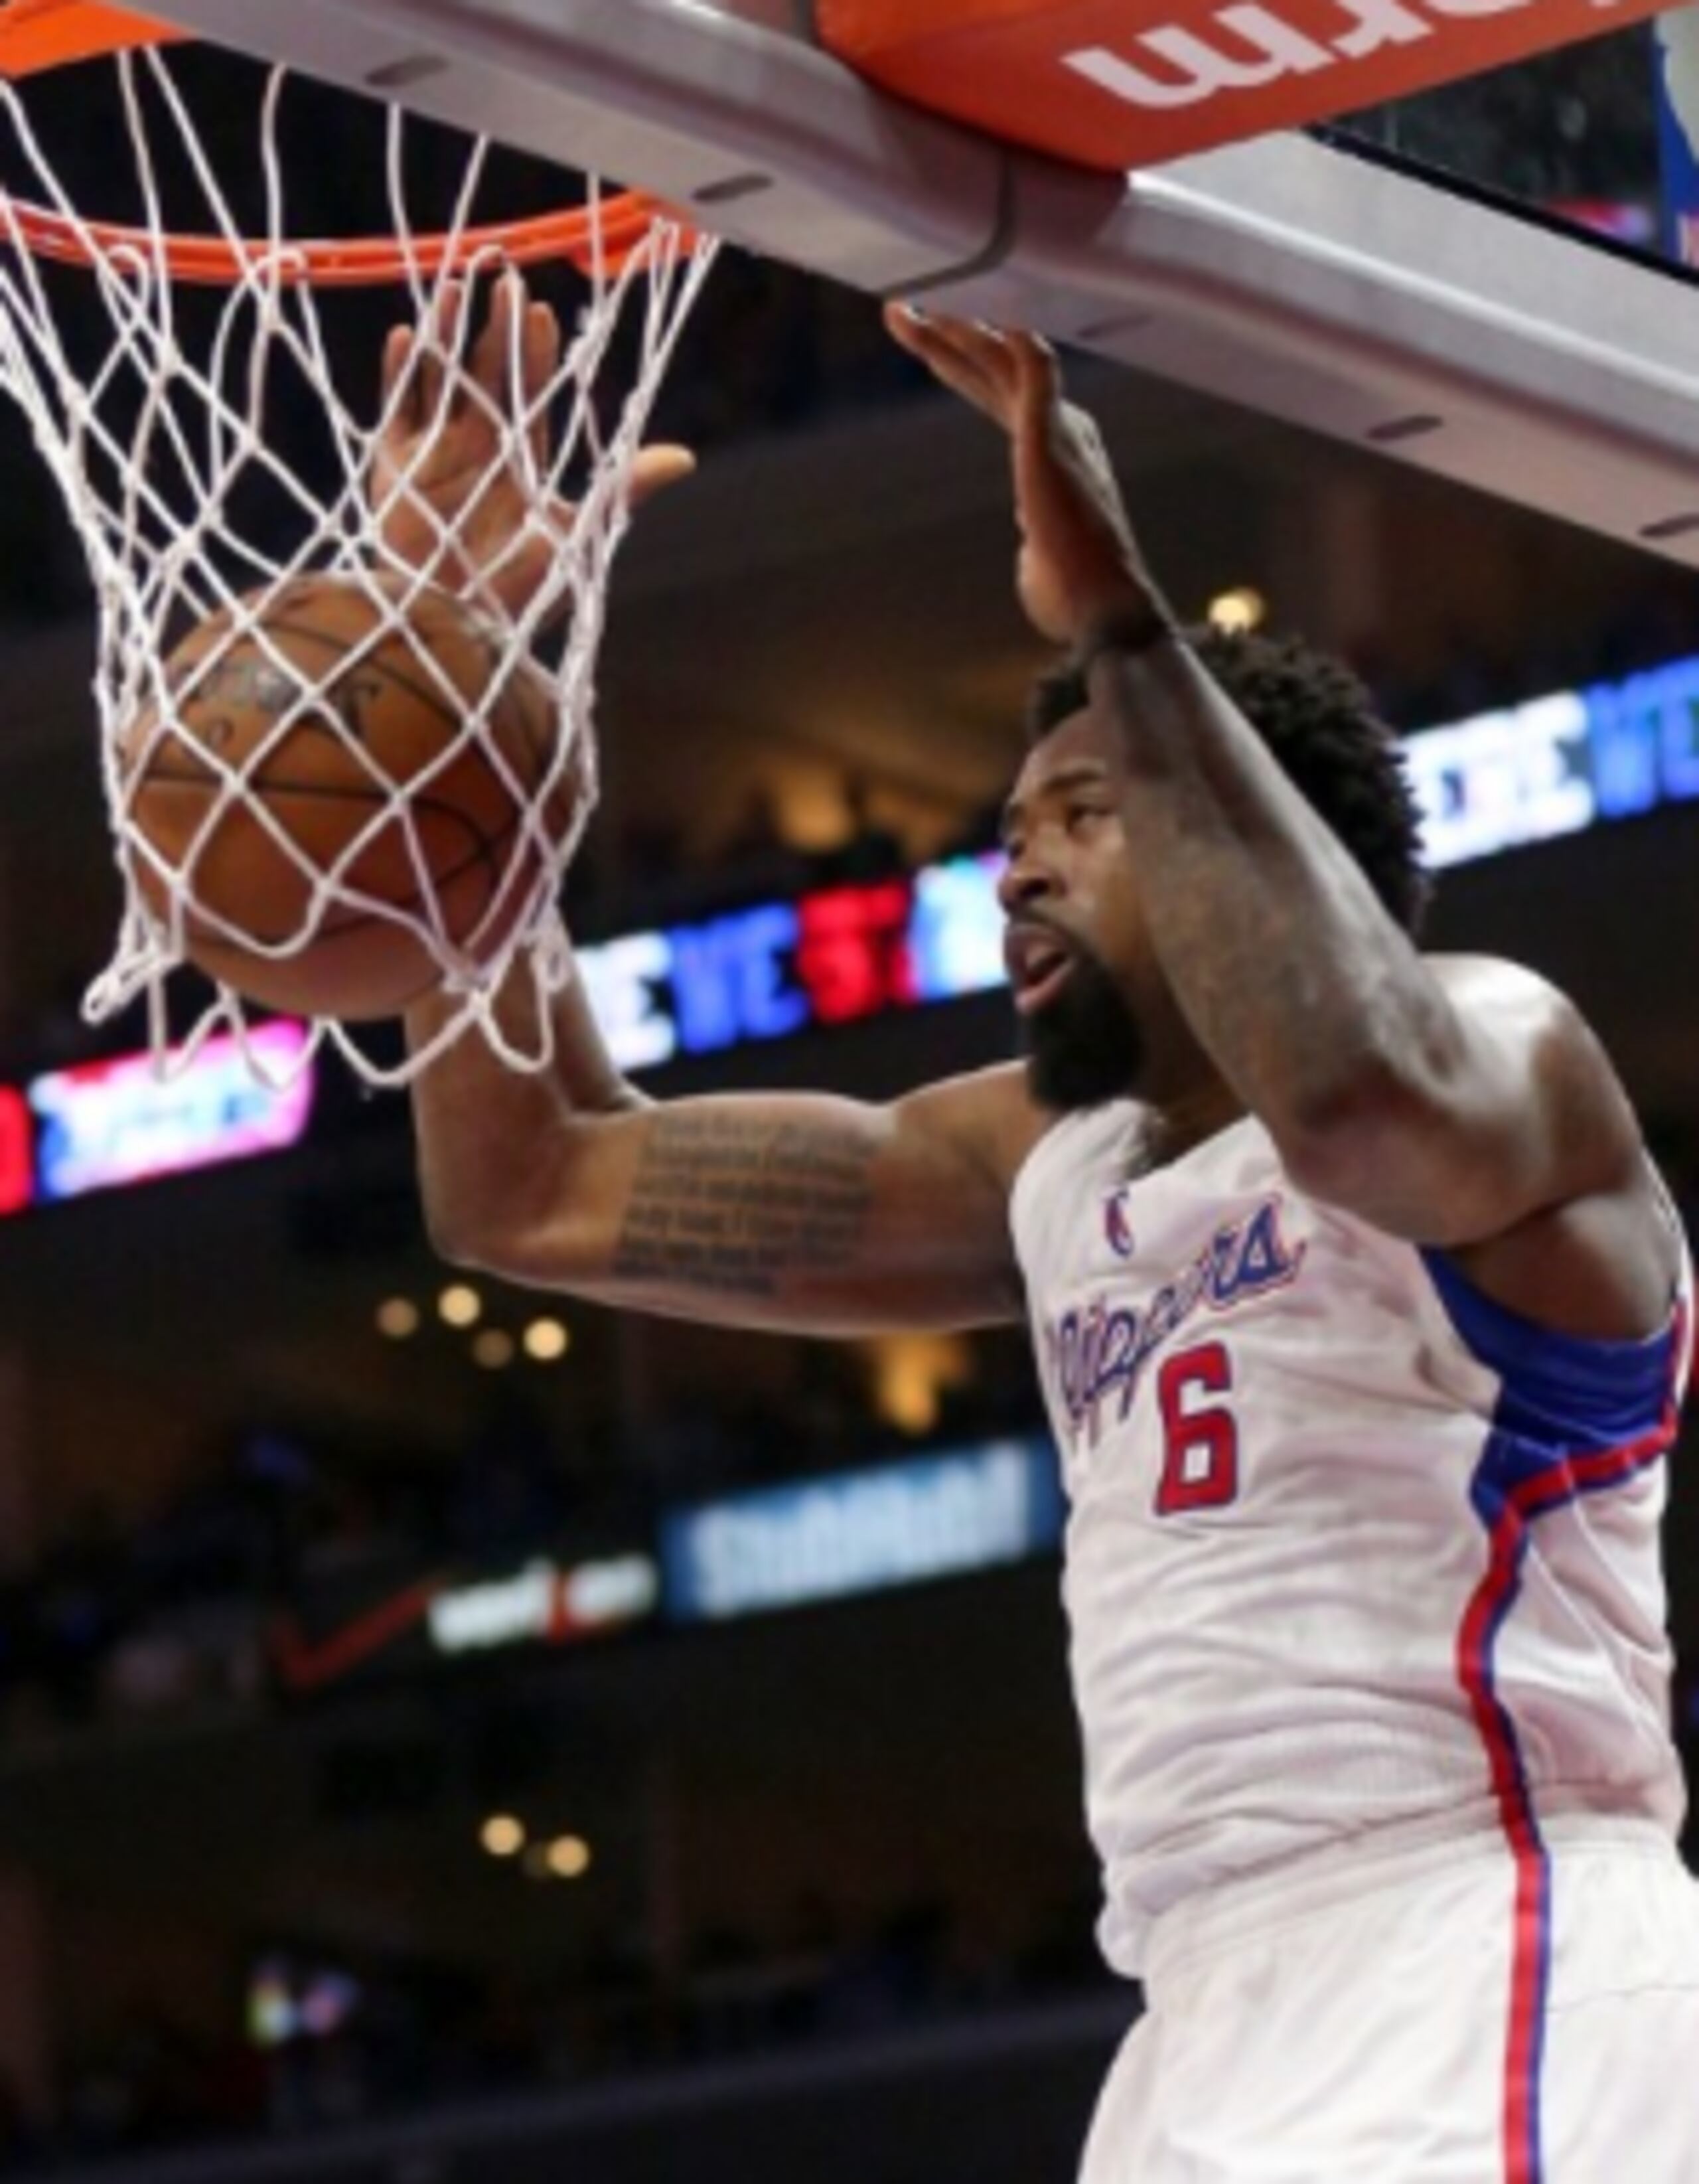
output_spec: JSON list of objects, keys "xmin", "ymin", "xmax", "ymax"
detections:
[{"xmin": 1010, "ymin": 1105, "xmax": 1692, "ymax": 1978}]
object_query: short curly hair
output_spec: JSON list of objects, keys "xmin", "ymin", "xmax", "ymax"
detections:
[{"xmin": 1028, "ymin": 626, "xmax": 1432, "ymax": 936}]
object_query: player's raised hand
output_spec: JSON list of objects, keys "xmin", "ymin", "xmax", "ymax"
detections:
[
  {"xmin": 883, "ymin": 303, "xmax": 1165, "ymax": 645},
  {"xmin": 374, "ymin": 270, "xmax": 694, "ymax": 622}
]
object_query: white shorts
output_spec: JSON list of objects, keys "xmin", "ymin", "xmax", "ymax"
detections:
[{"xmin": 1080, "ymin": 1812, "xmax": 1699, "ymax": 2183}]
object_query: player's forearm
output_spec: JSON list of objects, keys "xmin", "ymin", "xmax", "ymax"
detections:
[
  {"xmin": 406, "ymin": 953, "xmax": 644, "ymax": 1265},
  {"xmin": 1091, "ymin": 636, "xmax": 1454, "ymax": 1149}
]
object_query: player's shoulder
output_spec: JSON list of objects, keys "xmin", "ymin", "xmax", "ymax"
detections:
[
  {"xmin": 1426, "ymin": 951, "xmax": 1640, "ymax": 1156},
  {"xmin": 1424, "ymin": 951, "xmax": 1599, "ymax": 1055},
  {"xmin": 1426, "ymin": 950, "xmax": 1568, "ymax": 1011}
]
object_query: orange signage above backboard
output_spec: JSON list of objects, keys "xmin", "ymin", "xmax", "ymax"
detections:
[
  {"xmin": 817, "ymin": 0, "xmax": 1669, "ymax": 172},
  {"xmin": 0, "ymin": 1, "xmax": 183, "ymax": 80}
]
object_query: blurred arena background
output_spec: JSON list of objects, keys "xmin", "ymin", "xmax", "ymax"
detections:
[{"xmin": 0, "ymin": 16, "xmax": 1690, "ymax": 2184}]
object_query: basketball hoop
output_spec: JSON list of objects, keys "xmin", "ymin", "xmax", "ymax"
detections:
[{"xmin": 0, "ymin": 0, "xmax": 718, "ymax": 1088}]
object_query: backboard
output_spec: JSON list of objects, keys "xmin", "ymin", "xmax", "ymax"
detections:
[{"xmin": 49, "ymin": 0, "xmax": 1699, "ymax": 563}]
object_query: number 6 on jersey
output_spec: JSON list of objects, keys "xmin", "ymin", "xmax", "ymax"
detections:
[{"xmin": 1155, "ymin": 1341, "xmax": 1240, "ymax": 1515}]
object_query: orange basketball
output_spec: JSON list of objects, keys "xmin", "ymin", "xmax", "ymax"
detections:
[{"xmin": 120, "ymin": 574, "xmax": 579, "ymax": 1020}]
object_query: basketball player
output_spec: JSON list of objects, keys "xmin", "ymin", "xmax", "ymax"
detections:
[{"xmin": 392, "ymin": 279, "xmax": 1698, "ymax": 2180}]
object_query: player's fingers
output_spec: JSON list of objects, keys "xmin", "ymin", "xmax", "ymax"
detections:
[
  {"xmin": 883, "ymin": 297, "xmax": 929, "ymax": 353},
  {"xmin": 416, "ymin": 279, "xmax": 469, "ymax": 419},
  {"xmin": 1010, "ymin": 329, "xmax": 1063, "ymax": 410},
  {"xmin": 885, "ymin": 311, "xmax": 995, "ymax": 409},
  {"xmin": 886, "ymin": 302, "xmax": 999, "ymax": 382},
  {"xmin": 939, "ymin": 317, "xmax": 1041, "ymax": 414},
  {"xmin": 469, "ymin": 270, "xmax": 521, "ymax": 409},
  {"xmin": 885, "ymin": 304, "xmax": 1016, "ymax": 419},
  {"xmin": 380, "ymin": 323, "xmax": 415, "ymax": 424},
  {"xmin": 892, "ymin": 305, "xmax": 1011, "ymax": 367},
  {"xmin": 628, "ymin": 444, "xmax": 697, "ymax": 508},
  {"xmin": 521, "ymin": 297, "xmax": 562, "ymax": 396},
  {"xmin": 521, "ymin": 298, "xmax": 563, "ymax": 464}
]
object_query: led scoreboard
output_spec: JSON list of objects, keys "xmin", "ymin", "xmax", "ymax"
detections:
[
  {"xmin": 579, "ymin": 854, "xmax": 1007, "ymax": 1074},
  {"xmin": 0, "ymin": 1020, "xmax": 315, "ymax": 1215}
]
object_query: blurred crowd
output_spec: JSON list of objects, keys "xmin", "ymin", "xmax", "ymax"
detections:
[
  {"xmin": 1339, "ymin": 21, "xmax": 1662, "ymax": 217},
  {"xmin": 0, "ymin": 1884, "xmax": 1110, "ymax": 2171}
]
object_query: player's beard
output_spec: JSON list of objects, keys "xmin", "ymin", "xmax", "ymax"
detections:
[{"xmin": 1020, "ymin": 949, "xmax": 1145, "ymax": 1112}]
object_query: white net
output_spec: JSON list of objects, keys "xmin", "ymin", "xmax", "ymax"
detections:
[{"xmin": 0, "ymin": 39, "xmax": 717, "ymax": 1088}]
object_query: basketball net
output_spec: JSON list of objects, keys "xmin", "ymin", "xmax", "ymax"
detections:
[{"xmin": 0, "ymin": 23, "xmax": 717, "ymax": 1089}]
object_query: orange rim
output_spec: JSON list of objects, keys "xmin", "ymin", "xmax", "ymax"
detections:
[
  {"xmin": 1, "ymin": 193, "xmax": 694, "ymax": 284},
  {"xmin": 0, "ymin": 0, "xmax": 698, "ymax": 281}
]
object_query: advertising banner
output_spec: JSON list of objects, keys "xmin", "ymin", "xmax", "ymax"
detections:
[
  {"xmin": 663, "ymin": 1439, "xmax": 1065, "ymax": 1623},
  {"xmin": 819, "ymin": 1, "xmax": 1672, "ymax": 173}
]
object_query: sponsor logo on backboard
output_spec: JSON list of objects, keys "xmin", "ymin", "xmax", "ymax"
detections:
[{"xmin": 822, "ymin": 0, "xmax": 1666, "ymax": 171}]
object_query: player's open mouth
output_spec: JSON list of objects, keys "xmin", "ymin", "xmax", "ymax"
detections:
[{"xmin": 1005, "ymin": 925, "xmax": 1076, "ymax": 1016}]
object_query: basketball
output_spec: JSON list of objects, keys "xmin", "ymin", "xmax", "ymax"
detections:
[{"xmin": 120, "ymin": 575, "xmax": 579, "ymax": 1020}]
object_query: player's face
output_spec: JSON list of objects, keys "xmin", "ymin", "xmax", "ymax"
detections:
[{"xmin": 997, "ymin": 710, "xmax": 1156, "ymax": 1111}]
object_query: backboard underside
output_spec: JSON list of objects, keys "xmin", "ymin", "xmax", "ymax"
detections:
[{"xmin": 139, "ymin": 0, "xmax": 1699, "ymax": 565}]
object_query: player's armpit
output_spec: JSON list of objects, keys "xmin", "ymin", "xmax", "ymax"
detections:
[
  {"xmin": 442, "ymin": 1064, "xmax": 1045, "ymax": 1338},
  {"xmin": 1283, "ymin": 954, "xmax": 1678, "ymax": 1338}
]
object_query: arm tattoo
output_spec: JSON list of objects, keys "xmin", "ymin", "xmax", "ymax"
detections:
[{"xmin": 611, "ymin": 1111, "xmax": 877, "ymax": 1300}]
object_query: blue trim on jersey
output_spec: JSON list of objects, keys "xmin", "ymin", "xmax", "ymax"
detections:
[
  {"xmin": 1421, "ymin": 1249, "xmax": 1677, "ymax": 1474},
  {"xmin": 1434, "ymin": 1258, "xmax": 1684, "ymax": 2184}
]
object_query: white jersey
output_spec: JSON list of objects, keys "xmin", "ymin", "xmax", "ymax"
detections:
[{"xmin": 1010, "ymin": 1105, "xmax": 1692, "ymax": 1978}]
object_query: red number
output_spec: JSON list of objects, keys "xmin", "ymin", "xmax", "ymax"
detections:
[{"xmin": 1155, "ymin": 1342, "xmax": 1239, "ymax": 1515}]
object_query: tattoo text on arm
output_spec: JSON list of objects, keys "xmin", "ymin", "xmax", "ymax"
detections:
[{"xmin": 611, "ymin": 1111, "xmax": 877, "ymax": 1300}]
